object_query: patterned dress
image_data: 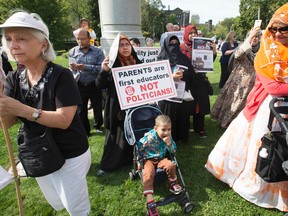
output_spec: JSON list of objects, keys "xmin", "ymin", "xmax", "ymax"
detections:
[
  {"xmin": 211, "ymin": 40, "xmax": 257, "ymax": 128},
  {"xmin": 206, "ymin": 3, "xmax": 288, "ymax": 212}
]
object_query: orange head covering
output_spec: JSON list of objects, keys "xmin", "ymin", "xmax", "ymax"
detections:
[{"xmin": 254, "ymin": 3, "xmax": 288, "ymax": 83}]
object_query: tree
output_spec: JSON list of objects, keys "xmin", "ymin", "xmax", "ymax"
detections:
[
  {"xmin": 141, "ymin": 0, "xmax": 165, "ymax": 39},
  {"xmin": 167, "ymin": 13, "xmax": 176, "ymax": 24},
  {"xmin": 0, "ymin": 0, "xmax": 71, "ymax": 50},
  {"xmin": 212, "ymin": 24, "xmax": 229, "ymax": 41},
  {"xmin": 87, "ymin": 0, "xmax": 101, "ymax": 39},
  {"xmin": 234, "ymin": 0, "xmax": 287, "ymax": 40},
  {"xmin": 67, "ymin": 0, "xmax": 91, "ymax": 29},
  {"xmin": 68, "ymin": 0, "xmax": 90, "ymax": 22},
  {"xmin": 220, "ymin": 18, "xmax": 235, "ymax": 32}
]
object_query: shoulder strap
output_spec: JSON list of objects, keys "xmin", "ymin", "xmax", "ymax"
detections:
[{"xmin": 42, "ymin": 63, "xmax": 56, "ymax": 111}]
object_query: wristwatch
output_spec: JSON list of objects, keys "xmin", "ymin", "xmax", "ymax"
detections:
[{"xmin": 31, "ymin": 109, "xmax": 42, "ymax": 121}]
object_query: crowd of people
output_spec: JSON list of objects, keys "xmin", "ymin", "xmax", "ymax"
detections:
[
  {"xmin": 206, "ymin": 3, "xmax": 288, "ymax": 213},
  {"xmin": 0, "ymin": 2, "xmax": 288, "ymax": 215}
]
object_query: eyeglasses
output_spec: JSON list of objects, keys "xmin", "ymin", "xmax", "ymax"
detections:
[
  {"xmin": 268, "ymin": 26, "xmax": 288, "ymax": 34},
  {"xmin": 76, "ymin": 37, "xmax": 88, "ymax": 41},
  {"xmin": 119, "ymin": 42, "xmax": 131, "ymax": 48}
]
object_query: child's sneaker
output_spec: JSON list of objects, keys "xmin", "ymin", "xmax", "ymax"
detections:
[
  {"xmin": 147, "ymin": 201, "xmax": 160, "ymax": 216},
  {"xmin": 169, "ymin": 182, "xmax": 182, "ymax": 195}
]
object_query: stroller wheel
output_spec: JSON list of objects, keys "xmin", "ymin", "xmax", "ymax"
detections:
[
  {"xmin": 183, "ymin": 201, "xmax": 194, "ymax": 213},
  {"xmin": 129, "ymin": 170, "xmax": 136, "ymax": 180}
]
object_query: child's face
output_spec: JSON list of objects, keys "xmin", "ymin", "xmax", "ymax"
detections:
[{"xmin": 154, "ymin": 123, "xmax": 172, "ymax": 139}]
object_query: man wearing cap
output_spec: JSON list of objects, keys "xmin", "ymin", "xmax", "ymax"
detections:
[{"xmin": 69, "ymin": 28, "xmax": 105, "ymax": 137}]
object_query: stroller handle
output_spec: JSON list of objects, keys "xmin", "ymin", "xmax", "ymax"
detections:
[{"xmin": 269, "ymin": 97, "xmax": 288, "ymax": 144}]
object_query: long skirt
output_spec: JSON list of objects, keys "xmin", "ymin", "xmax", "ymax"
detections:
[
  {"xmin": 206, "ymin": 95, "xmax": 288, "ymax": 212},
  {"xmin": 99, "ymin": 124, "xmax": 133, "ymax": 172}
]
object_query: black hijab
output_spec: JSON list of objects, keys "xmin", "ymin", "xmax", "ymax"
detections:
[
  {"xmin": 157, "ymin": 34, "xmax": 195, "ymax": 91},
  {"xmin": 157, "ymin": 35, "xmax": 189, "ymax": 68}
]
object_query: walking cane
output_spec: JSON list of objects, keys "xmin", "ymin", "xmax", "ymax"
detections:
[{"xmin": 0, "ymin": 116, "xmax": 24, "ymax": 216}]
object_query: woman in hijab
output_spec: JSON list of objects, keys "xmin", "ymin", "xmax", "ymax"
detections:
[
  {"xmin": 180, "ymin": 25, "xmax": 215, "ymax": 138},
  {"xmin": 157, "ymin": 35, "xmax": 194, "ymax": 142},
  {"xmin": 96, "ymin": 34, "xmax": 142, "ymax": 176},
  {"xmin": 211, "ymin": 27, "xmax": 262, "ymax": 128},
  {"xmin": 206, "ymin": 3, "xmax": 288, "ymax": 212}
]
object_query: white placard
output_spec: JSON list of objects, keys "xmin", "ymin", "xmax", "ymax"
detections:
[
  {"xmin": 108, "ymin": 33, "xmax": 120, "ymax": 68},
  {"xmin": 166, "ymin": 80, "xmax": 186, "ymax": 103},
  {"xmin": 192, "ymin": 37, "xmax": 214, "ymax": 73},
  {"xmin": 111, "ymin": 60, "xmax": 177, "ymax": 110},
  {"xmin": 0, "ymin": 165, "xmax": 13, "ymax": 190},
  {"xmin": 165, "ymin": 31, "xmax": 184, "ymax": 43},
  {"xmin": 134, "ymin": 47, "xmax": 161, "ymax": 64}
]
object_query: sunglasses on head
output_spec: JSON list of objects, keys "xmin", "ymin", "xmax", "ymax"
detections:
[{"xmin": 268, "ymin": 26, "xmax": 288, "ymax": 34}]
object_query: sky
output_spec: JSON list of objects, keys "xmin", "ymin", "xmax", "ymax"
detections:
[{"xmin": 161, "ymin": 0, "xmax": 241, "ymax": 24}]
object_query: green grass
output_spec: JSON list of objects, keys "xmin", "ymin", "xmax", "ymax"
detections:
[{"xmin": 0, "ymin": 54, "xmax": 284, "ymax": 215}]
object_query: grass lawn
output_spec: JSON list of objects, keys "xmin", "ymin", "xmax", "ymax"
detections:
[{"xmin": 0, "ymin": 54, "xmax": 284, "ymax": 216}]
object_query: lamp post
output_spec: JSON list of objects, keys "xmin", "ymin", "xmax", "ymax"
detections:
[
  {"xmin": 182, "ymin": 12, "xmax": 185, "ymax": 27},
  {"xmin": 257, "ymin": 0, "xmax": 261, "ymax": 20}
]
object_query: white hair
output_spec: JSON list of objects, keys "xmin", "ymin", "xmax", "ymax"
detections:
[{"xmin": 1, "ymin": 27, "xmax": 56, "ymax": 62}]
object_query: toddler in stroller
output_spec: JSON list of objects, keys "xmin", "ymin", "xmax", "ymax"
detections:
[
  {"xmin": 124, "ymin": 105, "xmax": 194, "ymax": 216},
  {"xmin": 138, "ymin": 114, "xmax": 182, "ymax": 215}
]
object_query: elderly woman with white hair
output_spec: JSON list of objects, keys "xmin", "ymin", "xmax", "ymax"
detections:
[{"xmin": 0, "ymin": 11, "xmax": 91, "ymax": 215}]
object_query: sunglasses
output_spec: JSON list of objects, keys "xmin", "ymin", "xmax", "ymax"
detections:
[{"xmin": 268, "ymin": 26, "xmax": 288, "ymax": 34}]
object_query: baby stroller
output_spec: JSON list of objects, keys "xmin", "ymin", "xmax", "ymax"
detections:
[
  {"xmin": 255, "ymin": 97, "xmax": 288, "ymax": 182},
  {"xmin": 124, "ymin": 104, "xmax": 194, "ymax": 214}
]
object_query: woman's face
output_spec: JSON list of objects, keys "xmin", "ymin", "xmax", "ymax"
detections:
[
  {"xmin": 4, "ymin": 28, "xmax": 46, "ymax": 65},
  {"xmin": 269, "ymin": 22, "xmax": 288, "ymax": 46},
  {"xmin": 251, "ymin": 35, "xmax": 260, "ymax": 46},
  {"xmin": 81, "ymin": 21, "xmax": 89, "ymax": 29},
  {"xmin": 130, "ymin": 40, "xmax": 139, "ymax": 47},
  {"xmin": 232, "ymin": 33, "xmax": 237, "ymax": 42},
  {"xmin": 118, "ymin": 39, "xmax": 132, "ymax": 57},
  {"xmin": 188, "ymin": 29, "xmax": 197, "ymax": 41}
]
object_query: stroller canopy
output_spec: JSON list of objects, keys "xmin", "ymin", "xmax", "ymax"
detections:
[{"xmin": 124, "ymin": 104, "xmax": 162, "ymax": 145}]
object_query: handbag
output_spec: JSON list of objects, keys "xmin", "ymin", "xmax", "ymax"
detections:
[
  {"xmin": 255, "ymin": 97, "xmax": 288, "ymax": 182},
  {"xmin": 15, "ymin": 66, "xmax": 65, "ymax": 177},
  {"xmin": 17, "ymin": 126, "xmax": 65, "ymax": 177},
  {"xmin": 255, "ymin": 132, "xmax": 288, "ymax": 182}
]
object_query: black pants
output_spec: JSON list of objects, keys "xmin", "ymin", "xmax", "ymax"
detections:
[
  {"xmin": 219, "ymin": 63, "xmax": 230, "ymax": 89},
  {"xmin": 78, "ymin": 83, "xmax": 103, "ymax": 136},
  {"xmin": 193, "ymin": 113, "xmax": 205, "ymax": 133}
]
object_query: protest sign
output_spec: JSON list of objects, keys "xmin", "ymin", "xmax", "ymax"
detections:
[
  {"xmin": 164, "ymin": 31, "xmax": 184, "ymax": 43},
  {"xmin": 0, "ymin": 165, "xmax": 13, "ymax": 190},
  {"xmin": 108, "ymin": 33, "xmax": 120, "ymax": 68},
  {"xmin": 192, "ymin": 37, "xmax": 214, "ymax": 73},
  {"xmin": 134, "ymin": 47, "xmax": 161, "ymax": 64},
  {"xmin": 112, "ymin": 60, "xmax": 176, "ymax": 110}
]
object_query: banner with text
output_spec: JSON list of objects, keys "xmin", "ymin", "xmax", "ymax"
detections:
[
  {"xmin": 164, "ymin": 31, "xmax": 184, "ymax": 43},
  {"xmin": 134, "ymin": 47, "xmax": 161, "ymax": 64},
  {"xmin": 0, "ymin": 166, "xmax": 13, "ymax": 190},
  {"xmin": 112, "ymin": 60, "xmax": 176, "ymax": 110}
]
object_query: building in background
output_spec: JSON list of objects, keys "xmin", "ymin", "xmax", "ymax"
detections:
[
  {"xmin": 163, "ymin": 6, "xmax": 190, "ymax": 28},
  {"xmin": 191, "ymin": 15, "xmax": 200, "ymax": 24}
]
